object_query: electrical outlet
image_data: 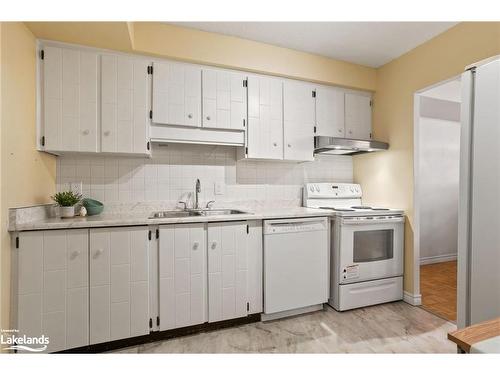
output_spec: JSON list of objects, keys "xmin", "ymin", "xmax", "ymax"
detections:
[{"xmin": 214, "ymin": 182, "xmax": 225, "ymax": 195}]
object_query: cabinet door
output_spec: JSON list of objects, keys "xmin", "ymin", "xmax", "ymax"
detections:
[
  {"xmin": 158, "ymin": 224, "xmax": 206, "ymax": 330},
  {"xmin": 14, "ymin": 229, "xmax": 89, "ymax": 353},
  {"xmin": 247, "ymin": 75, "xmax": 283, "ymax": 159},
  {"xmin": 283, "ymin": 81, "xmax": 315, "ymax": 161},
  {"xmin": 207, "ymin": 222, "xmax": 248, "ymax": 322},
  {"xmin": 152, "ymin": 61, "xmax": 201, "ymax": 127},
  {"xmin": 202, "ymin": 69, "xmax": 247, "ymax": 130},
  {"xmin": 315, "ymin": 86, "xmax": 345, "ymax": 137},
  {"xmin": 345, "ymin": 93, "xmax": 372, "ymax": 140},
  {"xmin": 101, "ymin": 55, "xmax": 150, "ymax": 155},
  {"xmin": 43, "ymin": 46, "xmax": 98, "ymax": 152},
  {"xmin": 89, "ymin": 227, "xmax": 150, "ymax": 345}
]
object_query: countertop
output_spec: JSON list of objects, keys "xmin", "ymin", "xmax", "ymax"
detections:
[{"xmin": 9, "ymin": 207, "xmax": 332, "ymax": 232}]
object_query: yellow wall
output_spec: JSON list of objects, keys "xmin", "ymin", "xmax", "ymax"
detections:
[
  {"xmin": 354, "ymin": 22, "xmax": 500, "ymax": 294},
  {"xmin": 131, "ymin": 23, "xmax": 376, "ymax": 91},
  {"xmin": 0, "ymin": 22, "xmax": 57, "ymax": 332}
]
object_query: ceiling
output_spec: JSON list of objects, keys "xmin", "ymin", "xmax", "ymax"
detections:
[{"xmin": 170, "ymin": 22, "xmax": 457, "ymax": 68}]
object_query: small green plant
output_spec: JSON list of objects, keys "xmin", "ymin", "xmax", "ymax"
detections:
[{"xmin": 51, "ymin": 191, "xmax": 82, "ymax": 207}]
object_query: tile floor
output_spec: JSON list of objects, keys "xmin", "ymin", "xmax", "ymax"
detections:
[
  {"xmin": 110, "ymin": 302, "xmax": 457, "ymax": 353},
  {"xmin": 420, "ymin": 261, "xmax": 457, "ymax": 322}
]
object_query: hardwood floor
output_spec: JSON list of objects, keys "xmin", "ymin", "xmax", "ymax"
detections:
[
  {"xmin": 420, "ymin": 260, "xmax": 457, "ymax": 322},
  {"xmin": 110, "ymin": 302, "xmax": 457, "ymax": 353}
]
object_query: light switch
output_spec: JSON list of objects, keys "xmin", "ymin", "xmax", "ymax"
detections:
[{"xmin": 214, "ymin": 182, "xmax": 225, "ymax": 195}]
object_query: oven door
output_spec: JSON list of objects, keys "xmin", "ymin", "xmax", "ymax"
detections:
[{"xmin": 338, "ymin": 216, "xmax": 404, "ymax": 284}]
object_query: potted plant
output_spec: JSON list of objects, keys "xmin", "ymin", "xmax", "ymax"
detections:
[{"xmin": 51, "ymin": 191, "xmax": 82, "ymax": 218}]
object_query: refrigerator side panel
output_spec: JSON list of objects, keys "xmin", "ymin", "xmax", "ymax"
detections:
[
  {"xmin": 469, "ymin": 60, "xmax": 500, "ymax": 325},
  {"xmin": 457, "ymin": 69, "xmax": 474, "ymax": 329}
]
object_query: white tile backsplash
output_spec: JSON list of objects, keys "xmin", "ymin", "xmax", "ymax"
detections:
[{"xmin": 56, "ymin": 143, "xmax": 353, "ymax": 208}]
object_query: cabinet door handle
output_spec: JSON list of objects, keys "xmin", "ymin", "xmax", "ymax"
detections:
[
  {"xmin": 193, "ymin": 241, "xmax": 199, "ymax": 250},
  {"xmin": 93, "ymin": 249, "xmax": 104, "ymax": 259},
  {"xmin": 206, "ymin": 116, "xmax": 211, "ymax": 121},
  {"xmin": 82, "ymin": 129, "xmax": 90, "ymax": 135},
  {"xmin": 338, "ymin": 129, "xmax": 343, "ymax": 133},
  {"xmin": 188, "ymin": 114, "xmax": 193, "ymax": 119},
  {"xmin": 103, "ymin": 130, "xmax": 110, "ymax": 136},
  {"xmin": 273, "ymin": 142, "xmax": 277, "ymax": 147},
  {"xmin": 70, "ymin": 250, "xmax": 81, "ymax": 260},
  {"xmin": 211, "ymin": 241, "xmax": 217, "ymax": 250},
  {"xmin": 287, "ymin": 144, "xmax": 291, "ymax": 148}
]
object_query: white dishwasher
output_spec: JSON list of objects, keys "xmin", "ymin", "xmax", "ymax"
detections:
[{"xmin": 263, "ymin": 217, "xmax": 329, "ymax": 319}]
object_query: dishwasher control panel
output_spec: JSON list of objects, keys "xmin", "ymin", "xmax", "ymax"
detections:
[{"xmin": 264, "ymin": 217, "xmax": 328, "ymax": 234}]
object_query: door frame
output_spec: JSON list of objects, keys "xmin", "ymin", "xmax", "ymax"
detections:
[{"xmin": 412, "ymin": 74, "xmax": 461, "ymax": 306}]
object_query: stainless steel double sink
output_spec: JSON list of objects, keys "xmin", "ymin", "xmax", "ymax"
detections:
[{"xmin": 149, "ymin": 209, "xmax": 249, "ymax": 219}]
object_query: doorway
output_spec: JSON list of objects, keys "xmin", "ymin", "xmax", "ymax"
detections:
[{"xmin": 413, "ymin": 77, "xmax": 461, "ymax": 322}]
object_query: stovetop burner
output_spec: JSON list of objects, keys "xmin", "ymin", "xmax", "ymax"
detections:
[{"xmin": 319, "ymin": 206, "xmax": 355, "ymax": 212}]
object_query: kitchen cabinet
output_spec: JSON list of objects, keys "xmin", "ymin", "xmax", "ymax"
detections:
[
  {"xmin": 283, "ymin": 80, "xmax": 315, "ymax": 161},
  {"xmin": 89, "ymin": 227, "xmax": 150, "ymax": 345},
  {"xmin": 101, "ymin": 54, "xmax": 151, "ymax": 155},
  {"xmin": 152, "ymin": 61, "xmax": 201, "ymax": 127},
  {"xmin": 345, "ymin": 92, "xmax": 372, "ymax": 140},
  {"xmin": 315, "ymin": 85, "xmax": 345, "ymax": 137},
  {"xmin": 245, "ymin": 75, "xmax": 283, "ymax": 160},
  {"xmin": 158, "ymin": 223, "xmax": 207, "ymax": 330},
  {"xmin": 12, "ymin": 229, "xmax": 89, "ymax": 352},
  {"xmin": 43, "ymin": 46, "xmax": 99, "ymax": 153},
  {"xmin": 202, "ymin": 69, "xmax": 247, "ymax": 130},
  {"xmin": 207, "ymin": 221, "xmax": 262, "ymax": 322}
]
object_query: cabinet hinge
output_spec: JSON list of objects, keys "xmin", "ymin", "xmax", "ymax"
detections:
[
  {"xmin": 15, "ymin": 236, "xmax": 19, "ymax": 249},
  {"xmin": 243, "ymin": 79, "xmax": 248, "ymax": 87},
  {"xmin": 149, "ymin": 318, "xmax": 153, "ymax": 329},
  {"xmin": 147, "ymin": 65, "xmax": 153, "ymax": 75},
  {"xmin": 148, "ymin": 230, "xmax": 152, "ymax": 241},
  {"xmin": 146, "ymin": 141, "xmax": 150, "ymax": 151},
  {"xmin": 41, "ymin": 136, "xmax": 45, "ymax": 147},
  {"xmin": 245, "ymin": 147, "xmax": 248, "ymax": 155},
  {"xmin": 246, "ymin": 302, "xmax": 249, "ymax": 312},
  {"xmin": 312, "ymin": 90, "xmax": 316, "ymax": 98},
  {"xmin": 369, "ymin": 133, "xmax": 372, "ymax": 139},
  {"xmin": 246, "ymin": 224, "xmax": 249, "ymax": 234},
  {"xmin": 370, "ymin": 100, "xmax": 373, "ymax": 107},
  {"xmin": 149, "ymin": 110, "xmax": 153, "ymax": 120},
  {"xmin": 314, "ymin": 126, "xmax": 317, "ymax": 134},
  {"xmin": 243, "ymin": 119, "xmax": 246, "ymax": 128},
  {"xmin": 40, "ymin": 50, "xmax": 44, "ymax": 60},
  {"xmin": 155, "ymin": 228, "xmax": 159, "ymax": 239},
  {"xmin": 156, "ymin": 316, "xmax": 160, "ymax": 327}
]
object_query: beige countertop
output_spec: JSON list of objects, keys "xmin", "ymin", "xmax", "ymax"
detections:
[{"xmin": 9, "ymin": 207, "xmax": 332, "ymax": 232}]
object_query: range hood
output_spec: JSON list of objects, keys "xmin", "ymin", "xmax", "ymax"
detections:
[{"xmin": 314, "ymin": 136, "xmax": 389, "ymax": 156}]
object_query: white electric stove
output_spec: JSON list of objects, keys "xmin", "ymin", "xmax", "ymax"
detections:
[{"xmin": 303, "ymin": 183, "xmax": 405, "ymax": 311}]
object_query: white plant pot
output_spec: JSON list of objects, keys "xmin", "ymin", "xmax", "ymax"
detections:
[{"xmin": 60, "ymin": 206, "xmax": 75, "ymax": 218}]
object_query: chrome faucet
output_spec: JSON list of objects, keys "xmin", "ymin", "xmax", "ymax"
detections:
[{"xmin": 195, "ymin": 179, "xmax": 201, "ymax": 209}]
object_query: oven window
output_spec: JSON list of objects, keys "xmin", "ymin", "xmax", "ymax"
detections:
[{"xmin": 353, "ymin": 229, "xmax": 394, "ymax": 262}]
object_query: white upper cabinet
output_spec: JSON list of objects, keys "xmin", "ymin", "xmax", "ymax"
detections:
[
  {"xmin": 43, "ymin": 46, "xmax": 99, "ymax": 152},
  {"xmin": 246, "ymin": 75, "xmax": 283, "ymax": 160},
  {"xmin": 101, "ymin": 55, "xmax": 151, "ymax": 155},
  {"xmin": 315, "ymin": 85, "xmax": 345, "ymax": 137},
  {"xmin": 152, "ymin": 62, "xmax": 201, "ymax": 127},
  {"xmin": 202, "ymin": 69, "xmax": 247, "ymax": 130},
  {"xmin": 345, "ymin": 92, "xmax": 372, "ymax": 140},
  {"xmin": 283, "ymin": 81, "xmax": 315, "ymax": 161}
]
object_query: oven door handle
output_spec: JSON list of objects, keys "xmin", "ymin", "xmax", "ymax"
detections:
[{"xmin": 341, "ymin": 217, "xmax": 405, "ymax": 225}]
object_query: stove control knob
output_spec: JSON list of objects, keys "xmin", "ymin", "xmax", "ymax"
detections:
[
  {"xmin": 309, "ymin": 186, "xmax": 314, "ymax": 192},
  {"xmin": 315, "ymin": 185, "xmax": 320, "ymax": 192}
]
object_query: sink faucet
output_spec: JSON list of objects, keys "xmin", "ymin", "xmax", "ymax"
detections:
[{"xmin": 195, "ymin": 179, "xmax": 201, "ymax": 209}]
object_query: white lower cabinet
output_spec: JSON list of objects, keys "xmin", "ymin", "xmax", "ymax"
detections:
[
  {"xmin": 158, "ymin": 223, "xmax": 207, "ymax": 330},
  {"xmin": 207, "ymin": 221, "xmax": 263, "ymax": 322},
  {"xmin": 89, "ymin": 227, "xmax": 150, "ymax": 345},
  {"xmin": 12, "ymin": 229, "xmax": 89, "ymax": 353}
]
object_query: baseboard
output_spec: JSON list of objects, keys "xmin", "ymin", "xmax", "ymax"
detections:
[
  {"xmin": 403, "ymin": 291, "xmax": 422, "ymax": 306},
  {"xmin": 420, "ymin": 253, "xmax": 457, "ymax": 265}
]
